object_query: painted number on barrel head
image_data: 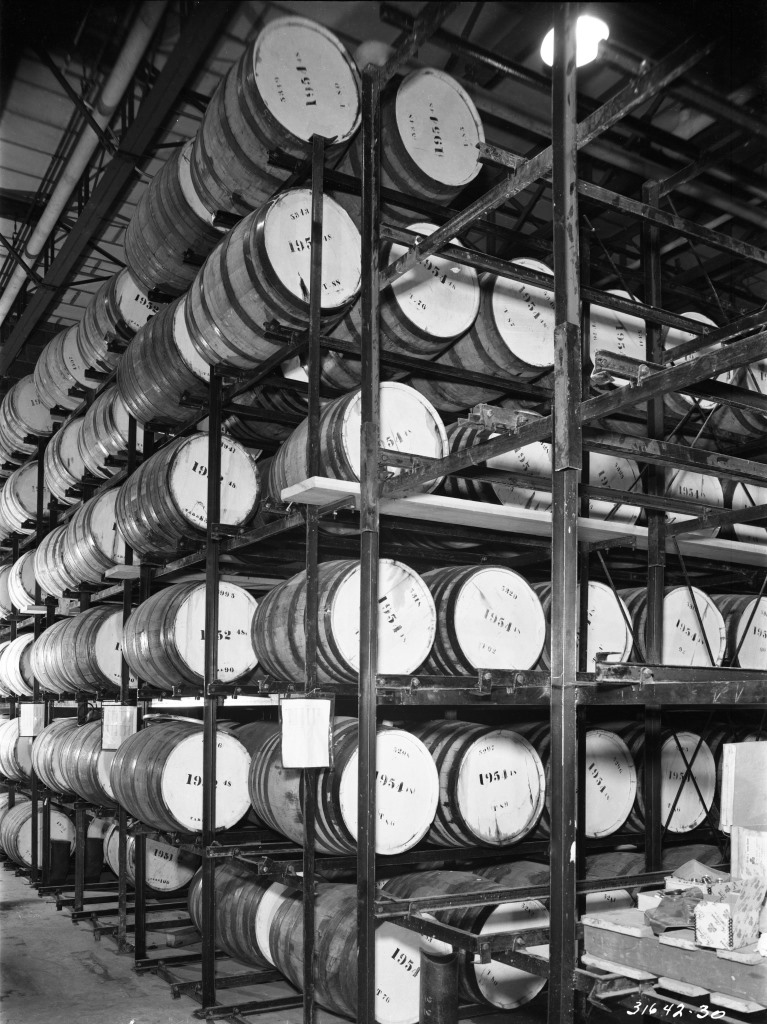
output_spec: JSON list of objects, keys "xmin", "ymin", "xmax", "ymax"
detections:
[
  {"xmin": 478, "ymin": 768, "xmax": 517, "ymax": 785},
  {"xmin": 390, "ymin": 948, "xmax": 420, "ymax": 976},
  {"xmin": 186, "ymin": 774, "xmax": 232, "ymax": 787}
]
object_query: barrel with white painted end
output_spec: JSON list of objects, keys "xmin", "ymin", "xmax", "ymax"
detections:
[
  {"xmin": 0, "ymin": 462, "xmax": 49, "ymax": 538},
  {"xmin": 620, "ymin": 585, "xmax": 727, "ymax": 666},
  {"xmin": 337, "ymin": 66, "xmax": 483, "ymax": 220},
  {"xmin": 125, "ymin": 141, "xmax": 225, "ymax": 296},
  {"xmin": 55, "ymin": 720, "xmax": 119, "ymax": 807},
  {"xmin": 76, "ymin": 267, "xmax": 160, "ymax": 370},
  {"xmin": 249, "ymin": 717, "xmax": 438, "ymax": 856},
  {"xmin": 623, "ymin": 726, "xmax": 717, "ymax": 833},
  {"xmin": 30, "ymin": 719, "xmax": 79, "ymax": 792},
  {"xmin": 191, "ymin": 16, "xmax": 360, "ymax": 218},
  {"xmin": 117, "ymin": 297, "xmax": 209, "ymax": 426},
  {"xmin": 0, "ymin": 565, "xmax": 12, "ymax": 619},
  {"xmin": 64, "ymin": 489, "xmax": 139, "ymax": 585},
  {"xmin": 710, "ymin": 356, "xmax": 767, "ymax": 440},
  {"xmin": 421, "ymin": 565, "xmax": 546, "ymax": 674},
  {"xmin": 122, "ymin": 582, "xmax": 258, "ymax": 692},
  {"xmin": 408, "ymin": 720, "xmax": 545, "ymax": 847},
  {"xmin": 103, "ymin": 821, "xmax": 200, "ymax": 890},
  {"xmin": 7, "ymin": 551, "xmax": 45, "ymax": 613},
  {"xmin": 712, "ymin": 594, "xmax": 767, "ymax": 670},
  {"xmin": 187, "ymin": 860, "xmax": 273, "ymax": 967},
  {"xmin": 0, "ymin": 643, "xmax": 11, "ymax": 695},
  {"xmin": 77, "ymin": 386, "xmax": 144, "ymax": 480},
  {"xmin": 116, "ymin": 433, "xmax": 260, "ymax": 559},
  {"xmin": 252, "ymin": 559, "xmax": 436, "ymax": 686},
  {"xmin": 662, "ymin": 312, "xmax": 729, "ymax": 419},
  {"xmin": 0, "ymin": 717, "xmax": 33, "ymax": 780},
  {"xmin": 0, "ymin": 801, "xmax": 75, "ymax": 867},
  {"xmin": 185, "ymin": 189, "xmax": 360, "ymax": 371},
  {"xmin": 0, "ymin": 633, "xmax": 36, "ymax": 697},
  {"xmin": 109, "ymin": 720, "xmax": 252, "ymax": 833},
  {"xmin": 268, "ymin": 382, "xmax": 448, "ymax": 500},
  {"xmin": 727, "ymin": 481, "xmax": 767, "ymax": 544},
  {"xmin": 536, "ymin": 582, "xmax": 634, "ymax": 672},
  {"xmin": 31, "ymin": 606, "xmax": 128, "ymax": 696},
  {"xmin": 589, "ymin": 289, "xmax": 647, "ymax": 368},
  {"xmin": 411, "ymin": 259, "xmax": 555, "ymax": 412},
  {"xmin": 43, "ymin": 417, "xmax": 87, "ymax": 505},
  {"xmin": 381, "ymin": 870, "xmax": 549, "ymax": 1012},
  {"xmin": 664, "ymin": 469, "xmax": 723, "ymax": 537},
  {"xmin": 0, "ymin": 376, "xmax": 55, "ymax": 475},
  {"xmin": 33, "ymin": 524, "xmax": 79, "ymax": 598},
  {"xmin": 34, "ymin": 325, "xmax": 97, "ymax": 410}
]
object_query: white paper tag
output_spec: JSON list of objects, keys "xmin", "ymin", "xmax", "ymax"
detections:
[
  {"xmin": 280, "ymin": 698, "xmax": 332, "ymax": 768},
  {"xmin": 19, "ymin": 703, "xmax": 45, "ymax": 737},
  {"xmin": 101, "ymin": 705, "xmax": 138, "ymax": 750}
]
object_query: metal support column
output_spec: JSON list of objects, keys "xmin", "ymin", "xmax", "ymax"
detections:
[
  {"xmin": 548, "ymin": 8, "xmax": 581, "ymax": 1024},
  {"xmin": 201, "ymin": 369, "xmax": 223, "ymax": 1008},
  {"xmin": 132, "ymin": 559, "xmax": 153, "ymax": 961},
  {"xmin": 357, "ymin": 65, "xmax": 382, "ymax": 1024}
]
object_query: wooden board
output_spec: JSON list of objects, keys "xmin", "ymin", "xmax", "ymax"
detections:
[
  {"xmin": 659, "ymin": 929, "xmax": 698, "ymax": 951},
  {"xmin": 281, "ymin": 477, "xmax": 767, "ymax": 567},
  {"xmin": 581, "ymin": 908, "xmax": 655, "ymax": 937},
  {"xmin": 582, "ymin": 952, "xmax": 657, "ymax": 980},
  {"xmin": 709, "ymin": 991, "xmax": 766, "ymax": 1013},
  {"xmin": 717, "ymin": 943, "xmax": 763, "ymax": 966},
  {"xmin": 657, "ymin": 976, "xmax": 708, "ymax": 998},
  {"xmin": 583, "ymin": 922, "xmax": 767, "ymax": 1002}
]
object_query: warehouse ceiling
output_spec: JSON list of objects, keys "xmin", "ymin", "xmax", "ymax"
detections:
[{"xmin": 0, "ymin": 0, "xmax": 765, "ymax": 377}]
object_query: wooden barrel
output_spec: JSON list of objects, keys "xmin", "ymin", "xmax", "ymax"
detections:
[
  {"xmin": 124, "ymin": 140, "xmax": 225, "ymax": 296},
  {"xmin": 477, "ymin": 859, "xmax": 634, "ymax": 917},
  {"xmin": 381, "ymin": 870, "xmax": 548, "ymax": 1011},
  {"xmin": 190, "ymin": 16, "xmax": 361, "ymax": 218},
  {"xmin": 337, "ymin": 66, "xmax": 483, "ymax": 220},
  {"xmin": 710, "ymin": 357, "xmax": 767, "ymax": 439},
  {"xmin": 713, "ymin": 593, "xmax": 767, "ymax": 669},
  {"xmin": 267, "ymin": 383, "xmax": 448, "ymax": 500},
  {"xmin": 0, "ymin": 718, "xmax": 33, "ymax": 780},
  {"xmin": 30, "ymin": 606, "xmax": 128, "ymax": 696},
  {"xmin": 249, "ymin": 717, "xmax": 438, "ymax": 856},
  {"xmin": 620, "ymin": 585, "xmax": 727, "ymax": 666},
  {"xmin": 75, "ymin": 268, "xmax": 160, "ymax": 371},
  {"xmin": 109, "ymin": 719, "xmax": 252, "ymax": 833},
  {"xmin": 0, "ymin": 376, "xmax": 55, "ymax": 475},
  {"xmin": 43, "ymin": 417, "xmax": 87, "ymax": 505},
  {"xmin": 64, "ymin": 489, "xmax": 138, "ymax": 584},
  {"xmin": 7, "ymin": 551, "xmax": 44, "ymax": 611},
  {"xmin": 410, "ymin": 259, "xmax": 555, "ymax": 412},
  {"xmin": 662, "ymin": 312, "xmax": 728, "ymax": 419},
  {"xmin": 122, "ymin": 581, "xmax": 258, "ymax": 691},
  {"xmin": 33, "ymin": 524, "xmax": 79, "ymax": 598},
  {"xmin": 252, "ymin": 558, "xmax": 436, "ymax": 686},
  {"xmin": 117, "ymin": 297, "xmax": 209, "ymax": 427},
  {"xmin": 589, "ymin": 289, "xmax": 647, "ymax": 366},
  {"xmin": 77, "ymin": 386, "xmax": 144, "ymax": 480},
  {"xmin": 0, "ymin": 801, "xmax": 75, "ymax": 867},
  {"xmin": 727, "ymin": 481, "xmax": 767, "ymax": 544},
  {"xmin": 0, "ymin": 792, "xmax": 28, "ymax": 828},
  {"xmin": 408, "ymin": 720, "xmax": 545, "ymax": 847},
  {"xmin": 187, "ymin": 860, "xmax": 273, "ymax": 966},
  {"xmin": 104, "ymin": 821, "xmax": 200, "ymax": 890},
  {"xmin": 0, "ymin": 634, "xmax": 35, "ymax": 697},
  {"xmin": 55, "ymin": 720, "xmax": 118, "ymax": 807},
  {"xmin": 281, "ymin": 301, "xmax": 373, "ymax": 393},
  {"xmin": 34, "ymin": 325, "xmax": 98, "ymax": 411},
  {"xmin": 184, "ymin": 188, "xmax": 360, "ymax": 371},
  {"xmin": 30, "ymin": 718, "xmax": 79, "ymax": 792},
  {"xmin": 663, "ymin": 469, "xmax": 723, "ymax": 537},
  {"xmin": 536, "ymin": 581, "xmax": 634, "ymax": 671},
  {"xmin": 0, "ymin": 565, "xmax": 12, "ymax": 619},
  {"xmin": 254, "ymin": 881, "xmax": 295, "ymax": 966},
  {"xmin": 0, "ymin": 643, "xmax": 12, "ymax": 696},
  {"xmin": 224, "ymin": 383, "xmax": 309, "ymax": 446},
  {"xmin": 0, "ymin": 461, "xmax": 49, "ymax": 538},
  {"xmin": 420, "ymin": 566, "xmax": 546, "ymax": 674},
  {"xmin": 515, "ymin": 724, "xmax": 637, "ymax": 839},
  {"xmin": 115, "ymin": 432, "xmax": 260, "ymax": 558}
]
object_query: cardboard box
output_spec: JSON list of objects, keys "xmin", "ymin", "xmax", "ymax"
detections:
[{"xmin": 694, "ymin": 877, "xmax": 767, "ymax": 950}]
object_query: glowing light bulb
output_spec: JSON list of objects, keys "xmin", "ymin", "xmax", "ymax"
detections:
[{"xmin": 540, "ymin": 15, "xmax": 610, "ymax": 68}]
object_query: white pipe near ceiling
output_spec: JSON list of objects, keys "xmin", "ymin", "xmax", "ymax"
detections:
[{"xmin": 0, "ymin": 0, "xmax": 168, "ymax": 327}]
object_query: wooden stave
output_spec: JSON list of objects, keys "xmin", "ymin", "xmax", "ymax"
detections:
[
  {"xmin": 43, "ymin": 418, "xmax": 87, "ymax": 505},
  {"xmin": 117, "ymin": 298, "xmax": 208, "ymax": 427},
  {"xmin": 64, "ymin": 489, "xmax": 135, "ymax": 585},
  {"xmin": 0, "ymin": 718, "xmax": 34, "ymax": 780},
  {"xmin": 224, "ymin": 384, "xmax": 309, "ymax": 446},
  {"xmin": 115, "ymin": 432, "xmax": 260, "ymax": 559},
  {"xmin": 409, "ymin": 719, "xmax": 545, "ymax": 847},
  {"xmin": 190, "ymin": 19, "xmax": 360, "ymax": 218},
  {"xmin": 125, "ymin": 142, "xmax": 223, "ymax": 296},
  {"xmin": 712, "ymin": 593, "xmax": 767, "ymax": 669},
  {"xmin": 187, "ymin": 860, "xmax": 274, "ymax": 965},
  {"xmin": 0, "ymin": 378, "xmax": 55, "ymax": 472},
  {"xmin": 29, "ymin": 618, "xmax": 79, "ymax": 696},
  {"xmin": 56, "ymin": 720, "xmax": 117, "ymax": 807},
  {"xmin": 55, "ymin": 607, "xmax": 123, "ymax": 695},
  {"xmin": 0, "ymin": 633, "xmax": 36, "ymax": 697},
  {"xmin": 30, "ymin": 718, "xmax": 79, "ymax": 793},
  {"xmin": 33, "ymin": 524, "xmax": 80, "ymax": 599},
  {"xmin": 77, "ymin": 386, "xmax": 143, "ymax": 480},
  {"xmin": 0, "ymin": 462, "xmax": 48, "ymax": 537}
]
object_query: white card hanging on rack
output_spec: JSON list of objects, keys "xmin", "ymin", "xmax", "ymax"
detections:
[
  {"xmin": 19, "ymin": 703, "xmax": 45, "ymax": 737},
  {"xmin": 102, "ymin": 705, "xmax": 138, "ymax": 750},
  {"xmin": 280, "ymin": 697, "xmax": 333, "ymax": 768}
]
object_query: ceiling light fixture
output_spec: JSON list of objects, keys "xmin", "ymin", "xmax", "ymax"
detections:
[{"xmin": 540, "ymin": 14, "xmax": 610, "ymax": 68}]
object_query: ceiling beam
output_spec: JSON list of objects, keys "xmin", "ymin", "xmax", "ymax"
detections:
[{"xmin": 0, "ymin": 0, "xmax": 236, "ymax": 376}]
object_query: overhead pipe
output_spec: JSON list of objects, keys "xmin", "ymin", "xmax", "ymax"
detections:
[{"xmin": 0, "ymin": 0, "xmax": 167, "ymax": 327}]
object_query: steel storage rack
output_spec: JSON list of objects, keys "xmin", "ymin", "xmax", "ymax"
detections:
[{"xmin": 0, "ymin": 4, "xmax": 766, "ymax": 1024}]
